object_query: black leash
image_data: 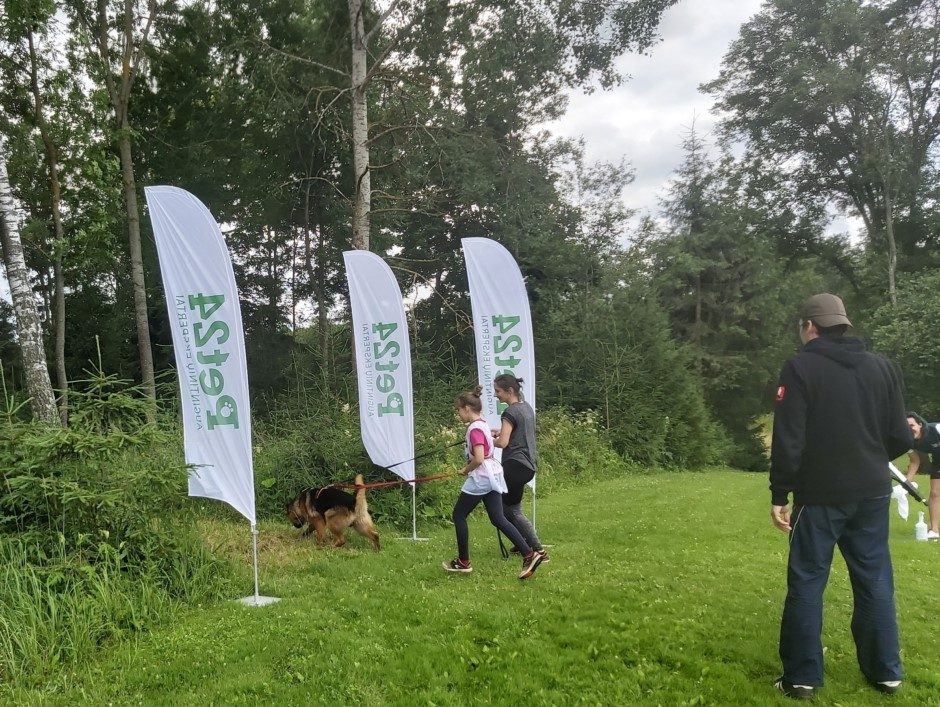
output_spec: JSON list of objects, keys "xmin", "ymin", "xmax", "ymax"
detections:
[
  {"xmin": 385, "ymin": 440, "xmax": 463, "ymax": 470},
  {"xmin": 496, "ymin": 528, "xmax": 510, "ymax": 559}
]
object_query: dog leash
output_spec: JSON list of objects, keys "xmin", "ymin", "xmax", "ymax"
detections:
[
  {"xmin": 384, "ymin": 440, "xmax": 463, "ymax": 469},
  {"xmin": 315, "ymin": 471, "xmax": 457, "ymax": 498},
  {"xmin": 496, "ymin": 528, "xmax": 510, "ymax": 559},
  {"xmin": 313, "ymin": 440, "xmax": 465, "ymax": 498}
]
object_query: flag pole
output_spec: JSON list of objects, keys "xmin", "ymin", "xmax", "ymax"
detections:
[
  {"xmin": 532, "ymin": 487, "xmax": 536, "ymax": 531},
  {"xmin": 239, "ymin": 524, "xmax": 280, "ymax": 606},
  {"xmin": 399, "ymin": 480, "xmax": 429, "ymax": 541}
]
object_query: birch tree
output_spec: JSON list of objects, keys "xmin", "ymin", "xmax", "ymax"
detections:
[
  {"xmin": 0, "ymin": 147, "xmax": 58, "ymax": 425},
  {"xmin": 24, "ymin": 18, "xmax": 69, "ymax": 422}
]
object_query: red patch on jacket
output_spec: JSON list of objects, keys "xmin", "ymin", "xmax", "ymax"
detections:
[{"xmin": 775, "ymin": 385, "xmax": 786, "ymax": 404}]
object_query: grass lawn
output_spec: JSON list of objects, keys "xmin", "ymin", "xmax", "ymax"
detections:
[{"xmin": 6, "ymin": 471, "xmax": 940, "ymax": 706}]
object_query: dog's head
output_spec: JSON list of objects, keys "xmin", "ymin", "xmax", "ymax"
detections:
[{"xmin": 285, "ymin": 495, "xmax": 306, "ymax": 528}]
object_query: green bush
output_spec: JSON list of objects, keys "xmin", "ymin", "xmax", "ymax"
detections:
[
  {"xmin": 539, "ymin": 272, "xmax": 730, "ymax": 468},
  {"xmin": 0, "ymin": 374, "xmax": 230, "ymax": 686},
  {"xmin": 0, "ymin": 532, "xmax": 223, "ymax": 686},
  {"xmin": 869, "ymin": 270, "xmax": 940, "ymax": 419}
]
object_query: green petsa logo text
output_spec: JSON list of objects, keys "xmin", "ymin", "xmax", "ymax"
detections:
[
  {"xmin": 362, "ymin": 320, "xmax": 405, "ymax": 417},
  {"xmin": 176, "ymin": 292, "xmax": 240, "ymax": 431}
]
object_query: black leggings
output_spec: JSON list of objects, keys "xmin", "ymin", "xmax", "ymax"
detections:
[
  {"xmin": 451, "ymin": 491, "xmax": 531, "ymax": 561},
  {"xmin": 502, "ymin": 459, "xmax": 535, "ymax": 506}
]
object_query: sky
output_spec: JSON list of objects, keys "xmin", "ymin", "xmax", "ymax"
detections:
[{"xmin": 546, "ymin": 0, "xmax": 765, "ymax": 221}]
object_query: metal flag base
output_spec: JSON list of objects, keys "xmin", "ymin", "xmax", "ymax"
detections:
[
  {"xmin": 238, "ymin": 524, "xmax": 280, "ymax": 608},
  {"xmin": 397, "ymin": 483, "xmax": 429, "ymax": 541},
  {"xmin": 238, "ymin": 595, "xmax": 280, "ymax": 607}
]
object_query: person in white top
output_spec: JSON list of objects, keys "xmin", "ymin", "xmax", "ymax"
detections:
[{"xmin": 442, "ymin": 386, "xmax": 544, "ymax": 580}]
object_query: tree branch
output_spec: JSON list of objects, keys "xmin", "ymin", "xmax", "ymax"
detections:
[
  {"xmin": 362, "ymin": 8, "xmax": 422, "ymax": 87},
  {"xmin": 363, "ymin": 0, "xmax": 402, "ymax": 47},
  {"xmin": 256, "ymin": 39, "xmax": 348, "ymax": 77}
]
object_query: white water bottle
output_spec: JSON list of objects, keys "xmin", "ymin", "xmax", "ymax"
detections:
[{"xmin": 915, "ymin": 512, "xmax": 928, "ymax": 541}]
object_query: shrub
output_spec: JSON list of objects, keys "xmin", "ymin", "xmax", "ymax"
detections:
[
  {"xmin": 0, "ymin": 374, "xmax": 230, "ymax": 686},
  {"xmin": 869, "ymin": 270, "xmax": 940, "ymax": 419}
]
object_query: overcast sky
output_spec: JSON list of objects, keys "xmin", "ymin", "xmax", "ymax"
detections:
[{"xmin": 546, "ymin": 0, "xmax": 765, "ymax": 221}]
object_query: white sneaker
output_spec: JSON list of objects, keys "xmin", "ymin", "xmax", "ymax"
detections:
[{"xmin": 927, "ymin": 530, "xmax": 939, "ymax": 541}]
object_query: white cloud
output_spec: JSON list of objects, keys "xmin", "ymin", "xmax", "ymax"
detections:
[{"xmin": 545, "ymin": 0, "xmax": 764, "ymax": 218}]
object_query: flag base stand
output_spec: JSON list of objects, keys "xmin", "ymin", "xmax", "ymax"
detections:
[
  {"xmin": 397, "ymin": 485, "xmax": 428, "ymax": 541},
  {"xmin": 237, "ymin": 524, "xmax": 279, "ymax": 608},
  {"xmin": 238, "ymin": 595, "xmax": 280, "ymax": 607}
]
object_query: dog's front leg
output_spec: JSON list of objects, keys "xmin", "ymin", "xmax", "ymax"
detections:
[{"xmin": 311, "ymin": 514, "xmax": 328, "ymax": 545}]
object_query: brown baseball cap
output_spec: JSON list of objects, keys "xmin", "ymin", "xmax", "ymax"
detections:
[{"xmin": 800, "ymin": 293, "xmax": 852, "ymax": 328}]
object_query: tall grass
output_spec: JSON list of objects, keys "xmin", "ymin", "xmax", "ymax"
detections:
[
  {"xmin": 0, "ymin": 374, "xmax": 232, "ymax": 687},
  {"xmin": 0, "ymin": 533, "xmax": 228, "ymax": 687}
]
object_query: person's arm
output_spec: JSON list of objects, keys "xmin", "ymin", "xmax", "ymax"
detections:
[
  {"xmin": 460, "ymin": 444, "xmax": 485, "ymax": 475},
  {"xmin": 906, "ymin": 450, "xmax": 924, "ymax": 482},
  {"xmin": 493, "ymin": 419, "xmax": 514, "ymax": 449},
  {"xmin": 770, "ymin": 360, "xmax": 807, "ymax": 531}
]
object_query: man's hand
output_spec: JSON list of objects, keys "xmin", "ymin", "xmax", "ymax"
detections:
[{"xmin": 771, "ymin": 504, "xmax": 792, "ymax": 533}]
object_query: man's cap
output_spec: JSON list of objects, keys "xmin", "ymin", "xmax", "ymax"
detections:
[{"xmin": 800, "ymin": 293, "xmax": 852, "ymax": 328}]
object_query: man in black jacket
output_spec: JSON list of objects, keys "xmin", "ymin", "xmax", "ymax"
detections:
[{"xmin": 770, "ymin": 293, "xmax": 912, "ymax": 701}]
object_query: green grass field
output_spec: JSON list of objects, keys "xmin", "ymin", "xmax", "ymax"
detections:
[{"xmin": 7, "ymin": 471, "xmax": 940, "ymax": 706}]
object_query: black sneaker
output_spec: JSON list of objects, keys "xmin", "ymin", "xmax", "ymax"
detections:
[
  {"xmin": 509, "ymin": 547, "xmax": 522, "ymax": 555},
  {"xmin": 442, "ymin": 558, "xmax": 472, "ymax": 573},
  {"xmin": 773, "ymin": 679, "xmax": 815, "ymax": 700},
  {"xmin": 518, "ymin": 551, "xmax": 544, "ymax": 579},
  {"xmin": 871, "ymin": 680, "xmax": 901, "ymax": 695}
]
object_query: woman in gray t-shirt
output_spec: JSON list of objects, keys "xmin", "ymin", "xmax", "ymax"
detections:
[{"xmin": 493, "ymin": 373, "xmax": 546, "ymax": 560}]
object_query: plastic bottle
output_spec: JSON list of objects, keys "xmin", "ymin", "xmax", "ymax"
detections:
[{"xmin": 915, "ymin": 512, "xmax": 928, "ymax": 541}]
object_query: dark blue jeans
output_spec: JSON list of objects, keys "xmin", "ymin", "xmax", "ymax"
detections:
[{"xmin": 780, "ymin": 495, "xmax": 901, "ymax": 686}]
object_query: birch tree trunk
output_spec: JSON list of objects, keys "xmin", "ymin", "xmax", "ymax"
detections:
[
  {"xmin": 0, "ymin": 152, "xmax": 59, "ymax": 425},
  {"xmin": 883, "ymin": 182, "xmax": 898, "ymax": 307},
  {"xmin": 27, "ymin": 29, "xmax": 69, "ymax": 424},
  {"xmin": 348, "ymin": 0, "xmax": 371, "ymax": 251}
]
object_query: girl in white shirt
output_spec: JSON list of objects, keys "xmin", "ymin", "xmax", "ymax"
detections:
[{"xmin": 443, "ymin": 386, "xmax": 544, "ymax": 580}]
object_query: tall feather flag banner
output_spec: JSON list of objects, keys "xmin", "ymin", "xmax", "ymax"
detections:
[
  {"xmin": 145, "ymin": 186, "xmax": 256, "ymax": 525},
  {"xmin": 344, "ymin": 250, "xmax": 415, "ymax": 483},
  {"xmin": 462, "ymin": 237, "xmax": 536, "ymax": 488}
]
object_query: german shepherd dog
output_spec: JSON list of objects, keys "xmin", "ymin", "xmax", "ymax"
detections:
[{"xmin": 286, "ymin": 474, "xmax": 380, "ymax": 551}]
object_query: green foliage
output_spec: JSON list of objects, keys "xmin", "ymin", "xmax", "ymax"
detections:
[
  {"xmin": 541, "ymin": 263, "xmax": 729, "ymax": 469},
  {"xmin": 868, "ymin": 270, "xmax": 940, "ymax": 417},
  {"xmin": 0, "ymin": 373, "xmax": 230, "ymax": 686},
  {"xmin": 645, "ymin": 127, "xmax": 832, "ymax": 469}
]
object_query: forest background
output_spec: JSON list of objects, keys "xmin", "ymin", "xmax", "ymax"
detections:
[{"xmin": 0, "ymin": 0, "xmax": 939, "ymax": 689}]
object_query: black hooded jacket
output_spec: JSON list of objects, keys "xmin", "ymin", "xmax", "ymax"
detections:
[{"xmin": 770, "ymin": 336, "xmax": 913, "ymax": 506}]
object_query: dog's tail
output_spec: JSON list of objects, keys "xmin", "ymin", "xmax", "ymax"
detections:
[{"xmin": 353, "ymin": 473, "xmax": 369, "ymax": 521}]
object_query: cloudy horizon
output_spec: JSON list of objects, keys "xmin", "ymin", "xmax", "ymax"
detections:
[{"xmin": 546, "ymin": 0, "xmax": 763, "ymax": 224}]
